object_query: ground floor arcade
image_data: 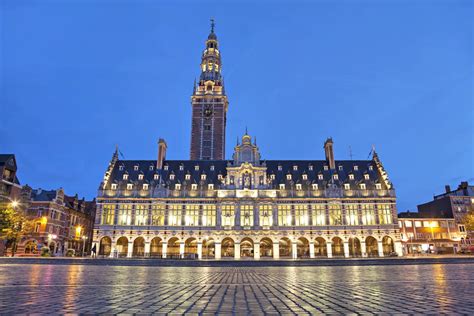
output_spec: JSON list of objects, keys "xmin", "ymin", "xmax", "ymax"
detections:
[{"xmin": 93, "ymin": 232, "xmax": 403, "ymax": 259}]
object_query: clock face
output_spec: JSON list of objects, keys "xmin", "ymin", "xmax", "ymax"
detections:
[{"xmin": 204, "ymin": 107, "xmax": 213, "ymax": 117}]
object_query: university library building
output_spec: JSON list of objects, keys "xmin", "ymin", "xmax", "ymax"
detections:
[{"xmin": 92, "ymin": 24, "xmax": 402, "ymax": 260}]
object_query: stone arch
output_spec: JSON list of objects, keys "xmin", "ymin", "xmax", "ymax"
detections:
[
  {"xmin": 260, "ymin": 237, "xmax": 273, "ymax": 258},
  {"xmin": 99, "ymin": 236, "xmax": 112, "ymax": 256},
  {"xmin": 348, "ymin": 237, "xmax": 362, "ymax": 257},
  {"xmin": 150, "ymin": 237, "xmax": 163, "ymax": 258},
  {"xmin": 366, "ymin": 236, "xmax": 378, "ymax": 257},
  {"xmin": 221, "ymin": 237, "xmax": 235, "ymax": 258},
  {"xmin": 331, "ymin": 237, "xmax": 344, "ymax": 257},
  {"xmin": 167, "ymin": 237, "xmax": 180, "ymax": 258},
  {"xmin": 240, "ymin": 237, "xmax": 254, "ymax": 258},
  {"xmin": 382, "ymin": 236, "xmax": 395, "ymax": 255},
  {"xmin": 279, "ymin": 237, "xmax": 292, "ymax": 258},
  {"xmin": 133, "ymin": 237, "xmax": 145, "ymax": 257},
  {"xmin": 116, "ymin": 236, "xmax": 128, "ymax": 257},
  {"xmin": 202, "ymin": 238, "xmax": 215, "ymax": 259},
  {"xmin": 185, "ymin": 237, "xmax": 198, "ymax": 258},
  {"xmin": 297, "ymin": 237, "xmax": 310, "ymax": 258},
  {"xmin": 314, "ymin": 237, "xmax": 327, "ymax": 257}
]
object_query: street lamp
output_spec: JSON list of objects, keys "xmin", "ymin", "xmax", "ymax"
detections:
[
  {"xmin": 10, "ymin": 200, "xmax": 19, "ymax": 208},
  {"xmin": 82, "ymin": 236, "xmax": 88, "ymax": 257}
]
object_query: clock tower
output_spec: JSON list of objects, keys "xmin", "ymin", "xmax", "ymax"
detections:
[{"xmin": 190, "ymin": 20, "xmax": 228, "ymax": 160}]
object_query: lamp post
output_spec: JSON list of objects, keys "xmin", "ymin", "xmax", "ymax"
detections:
[
  {"xmin": 82, "ymin": 236, "xmax": 88, "ymax": 257},
  {"xmin": 430, "ymin": 222, "xmax": 436, "ymax": 254}
]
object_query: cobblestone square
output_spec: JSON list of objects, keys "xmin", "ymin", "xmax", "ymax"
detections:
[{"xmin": 0, "ymin": 261, "xmax": 473, "ymax": 314}]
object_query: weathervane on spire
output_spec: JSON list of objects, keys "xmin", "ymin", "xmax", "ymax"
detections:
[{"xmin": 210, "ymin": 18, "xmax": 215, "ymax": 33}]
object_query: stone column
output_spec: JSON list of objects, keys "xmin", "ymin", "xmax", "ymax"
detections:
[
  {"xmin": 110, "ymin": 240, "xmax": 116, "ymax": 258},
  {"xmin": 215, "ymin": 242, "xmax": 222, "ymax": 259},
  {"xmin": 216, "ymin": 205, "xmax": 222, "ymax": 227},
  {"xmin": 394, "ymin": 241, "xmax": 403, "ymax": 257},
  {"xmin": 273, "ymin": 241, "xmax": 280, "ymax": 259},
  {"xmin": 309, "ymin": 241, "xmax": 315, "ymax": 259},
  {"xmin": 361, "ymin": 241, "xmax": 367, "ymax": 258},
  {"xmin": 234, "ymin": 242, "xmax": 241, "ymax": 259},
  {"xmin": 292, "ymin": 241, "xmax": 297, "ymax": 259},
  {"xmin": 144, "ymin": 241, "xmax": 150, "ymax": 258},
  {"xmin": 326, "ymin": 241, "xmax": 333, "ymax": 258},
  {"xmin": 254, "ymin": 242, "xmax": 260, "ymax": 259},
  {"xmin": 378, "ymin": 240, "xmax": 384, "ymax": 257},
  {"xmin": 343, "ymin": 241, "xmax": 350, "ymax": 258},
  {"xmin": 127, "ymin": 241, "xmax": 133, "ymax": 258},
  {"xmin": 272, "ymin": 204, "xmax": 278, "ymax": 227},
  {"xmin": 179, "ymin": 241, "xmax": 185, "ymax": 258},
  {"xmin": 162, "ymin": 242, "xmax": 167, "ymax": 258},
  {"xmin": 197, "ymin": 241, "xmax": 203, "ymax": 259}
]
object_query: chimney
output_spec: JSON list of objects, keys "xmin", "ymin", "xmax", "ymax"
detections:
[
  {"xmin": 445, "ymin": 185, "xmax": 451, "ymax": 193},
  {"xmin": 324, "ymin": 138, "xmax": 335, "ymax": 170},
  {"xmin": 157, "ymin": 138, "xmax": 167, "ymax": 169}
]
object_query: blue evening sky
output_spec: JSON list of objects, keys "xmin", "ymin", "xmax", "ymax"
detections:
[{"xmin": 1, "ymin": 0, "xmax": 473, "ymax": 212}]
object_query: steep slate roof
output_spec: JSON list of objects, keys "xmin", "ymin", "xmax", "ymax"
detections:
[
  {"xmin": 30, "ymin": 189, "xmax": 58, "ymax": 202},
  {"xmin": 105, "ymin": 158, "xmax": 386, "ymax": 191}
]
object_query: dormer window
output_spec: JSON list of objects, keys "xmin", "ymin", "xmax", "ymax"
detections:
[
  {"xmin": 138, "ymin": 174, "xmax": 144, "ymax": 180},
  {"xmin": 164, "ymin": 165, "xmax": 169, "ymax": 171},
  {"xmin": 354, "ymin": 165, "xmax": 358, "ymax": 171},
  {"xmin": 278, "ymin": 165, "xmax": 282, "ymax": 171},
  {"xmin": 149, "ymin": 165, "xmax": 154, "ymax": 171},
  {"xmin": 134, "ymin": 165, "xmax": 139, "ymax": 171},
  {"xmin": 364, "ymin": 174, "xmax": 370, "ymax": 180},
  {"xmin": 360, "ymin": 183, "xmax": 366, "ymax": 190},
  {"xmin": 127, "ymin": 183, "xmax": 133, "ymax": 190},
  {"xmin": 369, "ymin": 165, "xmax": 373, "ymax": 171},
  {"xmin": 208, "ymin": 184, "xmax": 214, "ymax": 190},
  {"xmin": 111, "ymin": 184, "xmax": 117, "ymax": 190},
  {"xmin": 344, "ymin": 183, "xmax": 350, "ymax": 190},
  {"xmin": 179, "ymin": 165, "xmax": 184, "ymax": 171},
  {"xmin": 191, "ymin": 184, "xmax": 198, "ymax": 190},
  {"xmin": 201, "ymin": 174, "xmax": 206, "ymax": 180},
  {"xmin": 375, "ymin": 183, "xmax": 382, "ymax": 190},
  {"xmin": 312, "ymin": 183, "xmax": 318, "ymax": 190},
  {"xmin": 309, "ymin": 165, "xmax": 313, "ymax": 171},
  {"xmin": 302, "ymin": 174, "xmax": 307, "ymax": 180},
  {"xmin": 293, "ymin": 165, "xmax": 298, "ymax": 171},
  {"xmin": 210, "ymin": 165, "xmax": 215, "ymax": 171},
  {"xmin": 143, "ymin": 184, "xmax": 149, "ymax": 190},
  {"xmin": 154, "ymin": 174, "xmax": 159, "ymax": 180},
  {"xmin": 333, "ymin": 174, "xmax": 339, "ymax": 180},
  {"xmin": 195, "ymin": 165, "xmax": 199, "ymax": 171},
  {"xmin": 296, "ymin": 184, "xmax": 302, "ymax": 190},
  {"xmin": 349, "ymin": 174, "xmax": 354, "ymax": 180},
  {"xmin": 286, "ymin": 174, "xmax": 292, "ymax": 180},
  {"xmin": 279, "ymin": 184, "xmax": 285, "ymax": 190},
  {"xmin": 318, "ymin": 174, "xmax": 323, "ymax": 180},
  {"xmin": 175, "ymin": 183, "xmax": 181, "ymax": 190},
  {"xmin": 185, "ymin": 174, "xmax": 191, "ymax": 180},
  {"xmin": 324, "ymin": 165, "xmax": 328, "ymax": 171},
  {"xmin": 170, "ymin": 174, "xmax": 175, "ymax": 180},
  {"xmin": 218, "ymin": 174, "xmax": 223, "ymax": 180},
  {"xmin": 338, "ymin": 166, "xmax": 343, "ymax": 171},
  {"xmin": 123, "ymin": 174, "xmax": 128, "ymax": 180},
  {"xmin": 270, "ymin": 174, "xmax": 275, "ymax": 180},
  {"xmin": 119, "ymin": 165, "xmax": 124, "ymax": 171}
]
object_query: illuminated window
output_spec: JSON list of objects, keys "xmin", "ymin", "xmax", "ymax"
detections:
[
  {"xmin": 221, "ymin": 204, "xmax": 235, "ymax": 227},
  {"xmin": 414, "ymin": 221, "xmax": 422, "ymax": 227},
  {"xmin": 333, "ymin": 174, "xmax": 339, "ymax": 180},
  {"xmin": 241, "ymin": 205, "xmax": 254, "ymax": 227},
  {"xmin": 345, "ymin": 204, "xmax": 359, "ymax": 225},
  {"xmin": 218, "ymin": 174, "xmax": 223, "ymax": 180},
  {"xmin": 179, "ymin": 165, "xmax": 184, "ymax": 171},
  {"xmin": 170, "ymin": 174, "xmax": 175, "ymax": 180},
  {"xmin": 134, "ymin": 165, "xmax": 139, "ymax": 171},
  {"xmin": 123, "ymin": 174, "xmax": 128, "ymax": 180},
  {"xmin": 360, "ymin": 183, "xmax": 366, "ymax": 190},
  {"xmin": 286, "ymin": 174, "xmax": 292, "ymax": 180},
  {"xmin": 119, "ymin": 165, "xmax": 124, "ymax": 171},
  {"xmin": 202, "ymin": 205, "xmax": 216, "ymax": 226},
  {"xmin": 201, "ymin": 174, "xmax": 206, "ymax": 180},
  {"xmin": 185, "ymin": 204, "xmax": 200, "ymax": 226},
  {"xmin": 369, "ymin": 166, "xmax": 373, "ymax": 171},
  {"xmin": 117, "ymin": 204, "xmax": 132, "ymax": 225},
  {"xmin": 154, "ymin": 174, "xmax": 159, "ymax": 180},
  {"xmin": 364, "ymin": 174, "xmax": 370, "ymax": 180},
  {"xmin": 149, "ymin": 165, "xmax": 154, "ymax": 171},
  {"xmin": 208, "ymin": 184, "xmax": 214, "ymax": 190},
  {"xmin": 126, "ymin": 184, "xmax": 133, "ymax": 190},
  {"xmin": 354, "ymin": 165, "xmax": 358, "ymax": 171},
  {"xmin": 375, "ymin": 183, "xmax": 382, "ymax": 190},
  {"xmin": 361, "ymin": 204, "xmax": 376, "ymax": 225},
  {"xmin": 191, "ymin": 184, "xmax": 197, "ymax": 190},
  {"xmin": 344, "ymin": 183, "xmax": 350, "ymax": 190},
  {"xmin": 175, "ymin": 183, "xmax": 181, "ymax": 190},
  {"xmin": 302, "ymin": 174, "xmax": 307, "ymax": 180},
  {"xmin": 278, "ymin": 165, "xmax": 282, "ymax": 171},
  {"xmin": 279, "ymin": 184, "xmax": 285, "ymax": 190},
  {"xmin": 259, "ymin": 204, "xmax": 273, "ymax": 226},
  {"xmin": 309, "ymin": 165, "xmax": 313, "ymax": 171},
  {"xmin": 329, "ymin": 204, "xmax": 342, "ymax": 225},
  {"xmin": 296, "ymin": 184, "xmax": 302, "ymax": 190},
  {"xmin": 143, "ymin": 184, "xmax": 148, "ymax": 190},
  {"xmin": 185, "ymin": 174, "xmax": 191, "ymax": 180},
  {"xmin": 377, "ymin": 204, "xmax": 392, "ymax": 225},
  {"xmin": 313, "ymin": 204, "xmax": 326, "ymax": 225},
  {"xmin": 151, "ymin": 204, "xmax": 165, "ymax": 226},
  {"xmin": 405, "ymin": 221, "xmax": 412, "ymax": 227},
  {"xmin": 101, "ymin": 204, "xmax": 115, "ymax": 225},
  {"xmin": 295, "ymin": 204, "xmax": 309, "ymax": 226},
  {"xmin": 293, "ymin": 166, "xmax": 298, "ymax": 171},
  {"xmin": 168, "ymin": 204, "xmax": 182, "ymax": 226},
  {"xmin": 318, "ymin": 174, "xmax": 323, "ymax": 180},
  {"xmin": 278, "ymin": 204, "xmax": 292, "ymax": 226},
  {"xmin": 135, "ymin": 204, "xmax": 148, "ymax": 225},
  {"xmin": 270, "ymin": 174, "xmax": 275, "ymax": 180},
  {"xmin": 349, "ymin": 174, "xmax": 354, "ymax": 180},
  {"xmin": 111, "ymin": 184, "xmax": 117, "ymax": 190},
  {"xmin": 210, "ymin": 165, "xmax": 215, "ymax": 171},
  {"xmin": 138, "ymin": 174, "xmax": 144, "ymax": 180},
  {"xmin": 195, "ymin": 165, "xmax": 199, "ymax": 171},
  {"xmin": 164, "ymin": 165, "xmax": 168, "ymax": 170},
  {"xmin": 312, "ymin": 183, "xmax": 318, "ymax": 190},
  {"xmin": 324, "ymin": 166, "xmax": 328, "ymax": 171},
  {"xmin": 338, "ymin": 166, "xmax": 343, "ymax": 171}
]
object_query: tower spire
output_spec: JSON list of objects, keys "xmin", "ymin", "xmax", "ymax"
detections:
[{"xmin": 210, "ymin": 18, "xmax": 215, "ymax": 33}]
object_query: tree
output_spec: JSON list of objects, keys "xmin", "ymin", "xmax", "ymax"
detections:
[
  {"xmin": 0, "ymin": 205, "xmax": 34, "ymax": 257},
  {"xmin": 462, "ymin": 210, "xmax": 474, "ymax": 232}
]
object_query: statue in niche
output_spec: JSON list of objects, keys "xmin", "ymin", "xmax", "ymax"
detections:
[{"xmin": 243, "ymin": 172, "xmax": 251, "ymax": 189}]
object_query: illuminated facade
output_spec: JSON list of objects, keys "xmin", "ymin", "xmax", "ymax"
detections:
[{"xmin": 92, "ymin": 23, "xmax": 403, "ymax": 259}]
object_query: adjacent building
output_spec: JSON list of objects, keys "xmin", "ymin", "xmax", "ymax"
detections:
[{"xmin": 92, "ymin": 23, "xmax": 402, "ymax": 260}]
